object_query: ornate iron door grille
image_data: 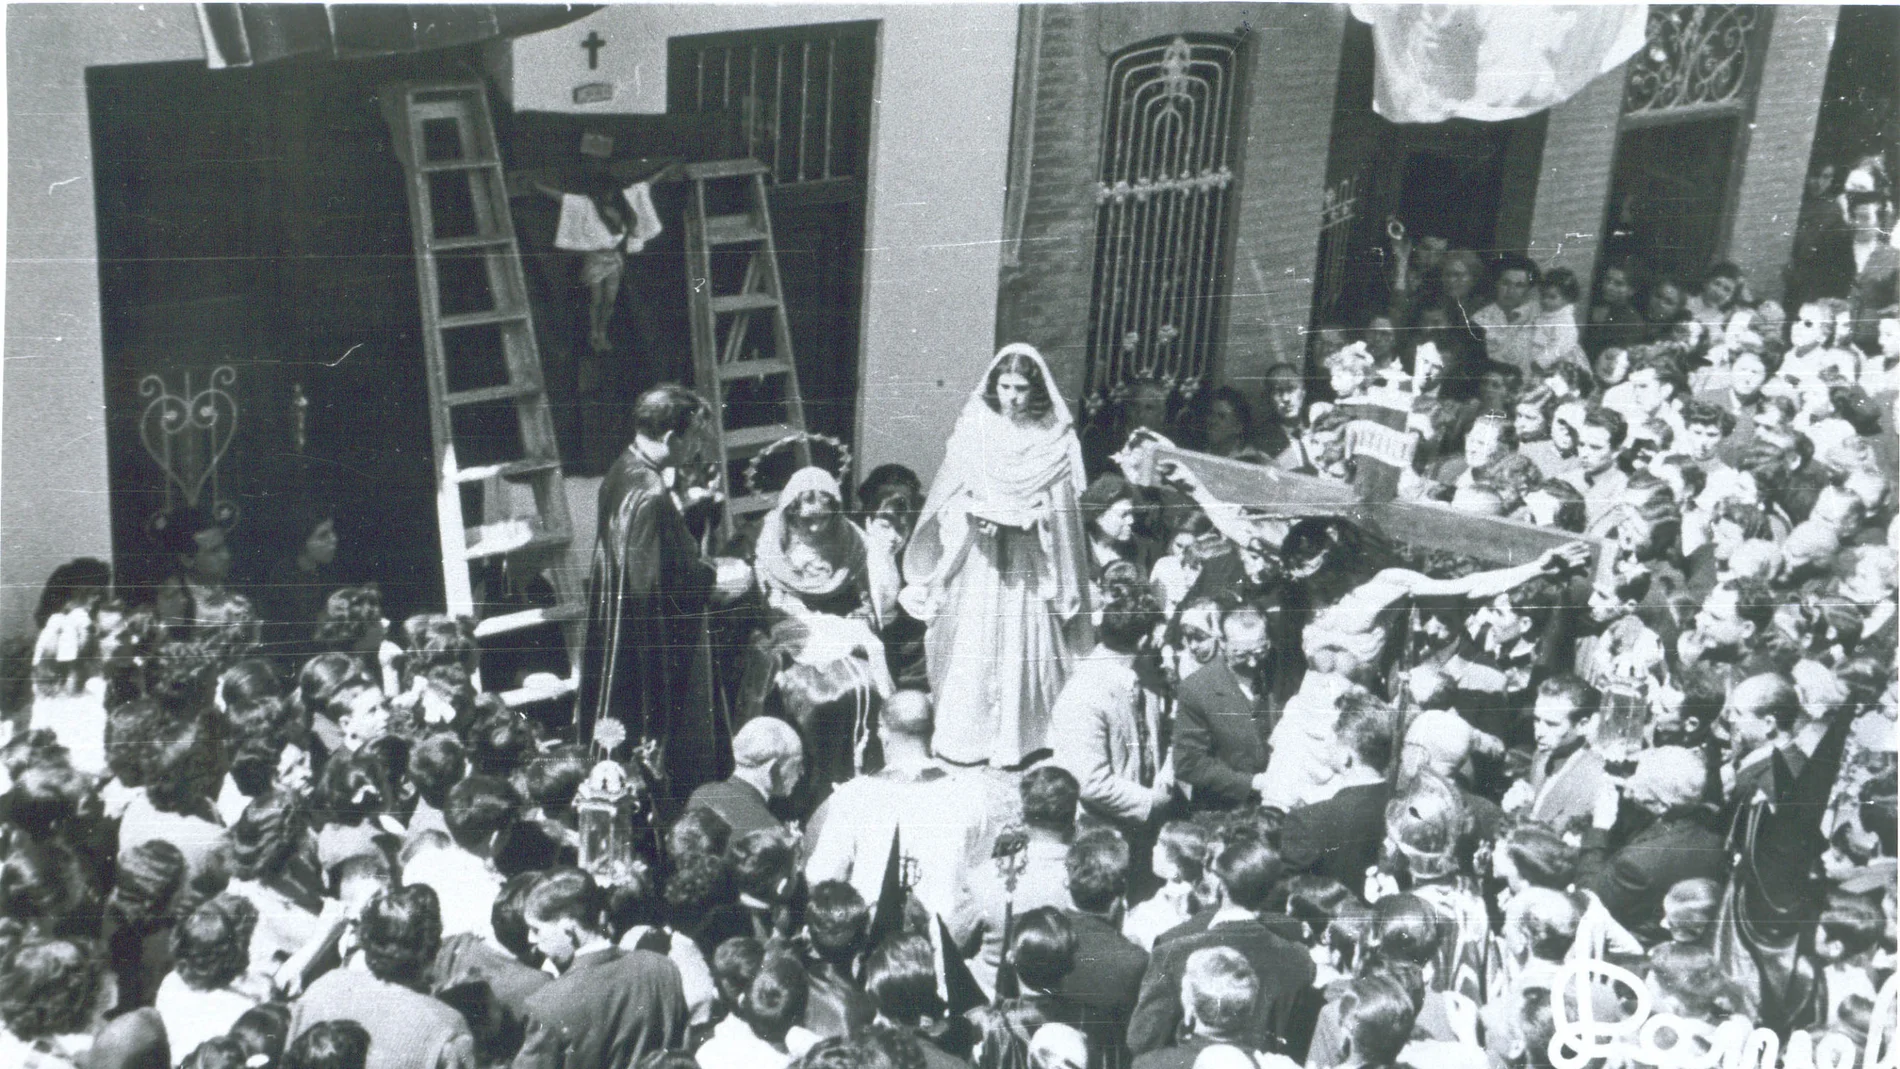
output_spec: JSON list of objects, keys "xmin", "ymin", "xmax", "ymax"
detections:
[
  {"xmin": 1086, "ymin": 34, "xmax": 1245, "ymax": 399},
  {"xmin": 671, "ymin": 21, "xmax": 876, "ymax": 187}
]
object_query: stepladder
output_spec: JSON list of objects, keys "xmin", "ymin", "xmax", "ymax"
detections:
[
  {"xmin": 381, "ymin": 79, "xmax": 584, "ymax": 708},
  {"xmin": 680, "ymin": 159, "xmax": 817, "ymax": 541}
]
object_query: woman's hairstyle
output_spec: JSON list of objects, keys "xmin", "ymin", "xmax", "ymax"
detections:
[
  {"xmin": 317, "ymin": 751, "xmax": 388, "ymax": 828},
  {"xmin": 982, "ymin": 350, "xmax": 1055, "ymax": 420},
  {"xmin": 229, "ymin": 790, "xmax": 308, "ymax": 882},
  {"xmin": 665, "ymin": 852, "xmax": 736, "ymax": 930},
  {"xmin": 1, "ymin": 840, "xmax": 93, "ymax": 935},
  {"xmin": 1098, "ymin": 576, "xmax": 1164, "ymax": 655},
  {"xmin": 282, "ymin": 1020, "xmax": 371, "ymax": 1069},
  {"xmin": 1337, "ymin": 974, "xmax": 1418, "ymax": 1067},
  {"xmin": 1180, "ymin": 385, "xmax": 1256, "ymax": 449},
  {"xmin": 1384, "ymin": 774, "xmax": 1468, "ymax": 879},
  {"xmin": 522, "ymin": 746, "xmax": 591, "ymax": 821},
  {"xmin": 144, "ymin": 712, "xmax": 222, "ymax": 815},
  {"xmin": 111, "ymin": 840, "xmax": 187, "ymax": 930},
  {"xmin": 103, "ymin": 699, "xmax": 165, "ymax": 787},
  {"xmin": 1155, "ymin": 821, "xmax": 1213, "ymax": 885},
  {"xmin": 193, "ymin": 591, "xmax": 263, "ymax": 658},
  {"xmin": 0, "ymin": 936, "xmax": 102, "ymax": 1041},
  {"xmin": 738, "ymin": 951, "xmax": 810, "ymax": 1038},
  {"xmin": 409, "ymin": 733, "xmax": 468, "ymax": 809},
  {"xmin": 1065, "ymin": 830, "xmax": 1132, "ymax": 915},
  {"xmin": 468, "ymin": 706, "xmax": 538, "ymax": 780},
  {"xmin": 34, "ymin": 558, "xmax": 112, "ymax": 630},
  {"xmin": 183, "ymin": 1036, "xmax": 249, "ymax": 1069},
  {"xmin": 172, "ymin": 893, "xmax": 258, "ymax": 991},
  {"xmin": 4, "ymin": 761, "xmax": 89, "ymax": 840},
  {"xmin": 229, "ymin": 1003, "xmax": 293, "ymax": 1069},
  {"xmin": 668, "ymin": 806, "xmax": 733, "ymax": 862},
  {"xmin": 359, "ymin": 885, "xmax": 444, "ymax": 988},
  {"xmin": 711, "ymin": 935, "xmax": 767, "ymax": 1008},
  {"xmin": 864, "ymin": 933, "xmax": 943, "ymax": 1025},
  {"xmin": 1364, "ymin": 893, "xmax": 1446, "ymax": 968},
  {"xmin": 397, "ymin": 614, "xmax": 477, "ymax": 681},
  {"xmin": 1540, "ymin": 267, "xmax": 1582, "ymax": 305},
  {"xmin": 494, "ymin": 871, "xmax": 546, "ymax": 960},
  {"xmin": 295, "ymin": 653, "xmax": 373, "ymax": 722},
  {"xmin": 312, "ymin": 586, "xmax": 384, "ymax": 654},
  {"xmin": 1647, "ymin": 943, "xmax": 1745, "ymax": 1021},
  {"xmin": 151, "ymin": 640, "xmax": 224, "ymax": 716},
  {"xmin": 1502, "ymin": 822, "xmax": 1580, "ymax": 889},
  {"xmin": 805, "ymin": 880, "xmax": 870, "ymax": 963},
  {"xmin": 443, "ymin": 774, "xmax": 520, "ymax": 853},
  {"xmin": 217, "ymin": 659, "xmax": 281, "ymax": 718},
  {"xmin": 730, "ymin": 829, "xmax": 797, "ymax": 902},
  {"xmin": 1008, "ymin": 907, "xmax": 1077, "ymax": 991}
]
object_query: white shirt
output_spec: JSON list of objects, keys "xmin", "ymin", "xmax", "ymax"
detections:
[
  {"xmin": 695, "ymin": 1016, "xmax": 819, "ymax": 1069},
  {"xmin": 803, "ymin": 763, "xmax": 991, "ymax": 920},
  {"xmin": 402, "ymin": 844, "xmax": 500, "ymax": 942},
  {"xmin": 155, "ymin": 973, "xmax": 256, "ymax": 1066}
]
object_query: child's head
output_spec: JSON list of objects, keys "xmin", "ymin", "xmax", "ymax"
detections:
[
  {"xmin": 1660, "ymin": 878, "xmax": 1721, "ymax": 945},
  {"xmin": 1539, "ymin": 268, "xmax": 1581, "ymax": 312},
  {"xmin": 1817, "ymin": 893, "xmax": 1884, "ymax": 965},
  {"xmin": 1154, "ymin": 820, "xmax": 1211, "ymax": 886}
]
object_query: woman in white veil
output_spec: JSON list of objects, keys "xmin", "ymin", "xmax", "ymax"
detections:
[{"xmin": 900, "ymin": 343, "xmax": 1092, "ymax": 766}]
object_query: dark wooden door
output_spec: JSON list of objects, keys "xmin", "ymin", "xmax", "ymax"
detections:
[
  {"xmin": 667, "ymin": 22, "xmax": 877, "ymax": 473},
  {"xmin": 90, "ymin": 53, "xmax": 478, "ymax": 619}
]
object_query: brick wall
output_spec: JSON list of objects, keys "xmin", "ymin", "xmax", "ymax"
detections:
[
  {"xmin": 1524, "ymin": 64, "xmax": 1627, "ymax": 303},
  {"xmin": 1729, "ymin": 6, "xmax": 1838, "ymax": 305},
  {"xmin": 995, "ymin": 3, "xmax": 1346, "ymax": 401}
]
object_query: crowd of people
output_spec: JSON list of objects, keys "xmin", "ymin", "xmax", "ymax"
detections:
[{"xmin": 0, "ymin": 163, "xmax": 1897, "ymax": 1069}]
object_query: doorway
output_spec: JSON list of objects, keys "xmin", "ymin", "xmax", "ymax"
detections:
[
  {"xmin": 89, "ymin": 53, "xmax": 481, "ymax": 620},
  {"xmin": 1311, "ymin": 18, "xmax": 1547, "ymax": 339},
  {"xmin": 666, "ymin": 22, "xmax": 878, "ymax": 476}
]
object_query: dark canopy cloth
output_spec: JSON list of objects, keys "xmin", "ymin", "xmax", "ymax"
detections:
[{"xmin": 197, "ymin": 4, "xmax": 597, "ymax": 68}]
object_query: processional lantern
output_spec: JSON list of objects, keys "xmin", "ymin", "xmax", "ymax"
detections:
[{"xmin": 577, "ymin": 720, "xmax": 643, "ymax": 886}]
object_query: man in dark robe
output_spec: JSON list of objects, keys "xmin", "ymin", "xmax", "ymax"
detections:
[{"xmin": 577, "ymin": 383, "xmax": 729, "ymax": 807}]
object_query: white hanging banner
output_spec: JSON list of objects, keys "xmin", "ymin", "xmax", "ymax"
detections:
[{"xmin": 1349, "ymin": 5, "xmax": 1649, "ymax": 124}]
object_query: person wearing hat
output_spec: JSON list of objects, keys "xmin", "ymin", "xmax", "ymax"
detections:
[
  {"xmin": 685, "ymin": 717, "xmax": 804, "ymax": 839},
  {"xmin": 1578, "ymin": 746, "xmax": 1726, "ymax": 944}
]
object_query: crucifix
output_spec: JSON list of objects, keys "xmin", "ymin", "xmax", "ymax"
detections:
[{"xmin": 581, "ymin": 30, "xmax": 606, "ymax": 70}]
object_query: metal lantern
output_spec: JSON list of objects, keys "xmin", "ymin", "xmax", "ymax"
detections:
[
  {"xmin": 1593, "ymin": 682, "xmax": 1648, "ymax": 778},
  {"xmin": 575, "ymin": 760, "xmax": 638, "ymax": 887}
]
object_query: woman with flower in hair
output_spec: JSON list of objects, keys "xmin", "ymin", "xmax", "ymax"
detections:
[
  {"xmin": 156, "ymin": 894, "xmax": 263, "ymax": 1063},
  {"xmin": 902, "ymin": 345, "xmax": 1093, "ymax": 767}
]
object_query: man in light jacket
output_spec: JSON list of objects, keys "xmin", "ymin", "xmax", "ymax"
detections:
[{"xmin": 1051, "ymin": 582, "xmax": 1170, "ymax": 831}]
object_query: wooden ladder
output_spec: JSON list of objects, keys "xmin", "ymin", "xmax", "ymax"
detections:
[
  {"xmin": 682, "ymin": 159, "xmax": 813, "ymax": 540},
  {"xmin": 381, "ymin": 80, "xmax": 584, "ymax": 707}
]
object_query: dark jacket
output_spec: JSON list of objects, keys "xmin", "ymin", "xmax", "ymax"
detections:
[
  {"xmin": 1171, "ymin": 661, "xmax": 1276, "ymax": 810},
  {"xmin": 1580, "ymin": 808, "xmax": 1727, "ymax": 943},
  {"xmin": 1278, "ymin": 781, "xmax": 1393, "ymax": 886},
  {"xmin": 512, "ymin": 947, "xmax": 687, "ymax": 1069},
  {"xmin": 1127, "ymin": 915, "xmax": 1315, "ymax": 1056},
  {"xmin": 1059, "ymin": 910, "xmax": 1150, "ymax": 1069},
  {"xmin": 686, "ymin": 777, "xmax": 783, "ymax": 839},
  {"xmin": 435, "ymin": 932, "xmax": 553, "ymax": 1065}
]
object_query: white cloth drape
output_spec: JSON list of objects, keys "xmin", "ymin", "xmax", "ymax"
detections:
[{"xmin": 1349, "ymin": 5, "xmax": 1649, "ymax": 124}]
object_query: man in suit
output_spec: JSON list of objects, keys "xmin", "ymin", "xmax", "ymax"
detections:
[
  {"xmin": 1171, "ymin": 606, "xmax": 1278, "ymax": 811},
  {"xmin": 513, "ymin": 868, "xmax": 687, "ymax": 1069},
  {"xmin": 685, "ymin": 716, "xmax": 802, "ymax": 838},
  {"xmin": 433, "ymin": 873, "xmax": 553, "ymax": 1066},
  {"xmin": 1721, "ymin": 673, "xmax": 1808, "ymax": 816},
  {"xmin": 1130, "ymin": 948, "xmax": 1267, "ymax": 1069},
  {"xmin": 1501, "ymin": 674, "xmax": 1606, "ymax": 835},
  {"xmin": 1278, "ymin": 691, "xmax": 1396, "ymax": 886},
  {"xmin": 1847, "ymin": 195, "xmax": 1898, "ymax": 352},
  {"xmin": 1127, "ymin": 840, "xmax": 1314, "ymax": 1056},
  {"xmin": 1060, "ymin": 830, "xmax": 1150, "ymax": 1069},
  {"xmin": 1580, "ymin": 747, "xmax": 1727, "ymax": 944}
]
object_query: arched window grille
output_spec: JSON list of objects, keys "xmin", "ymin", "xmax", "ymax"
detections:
[{"xmin": 1085, "ymin": 34, "xmax": 1246, "ymax": 400}]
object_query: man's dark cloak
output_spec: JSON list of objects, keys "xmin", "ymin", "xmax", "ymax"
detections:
[{"xmin": 576, "ymin": 447, "xmax": 727, "ymax": 805}]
